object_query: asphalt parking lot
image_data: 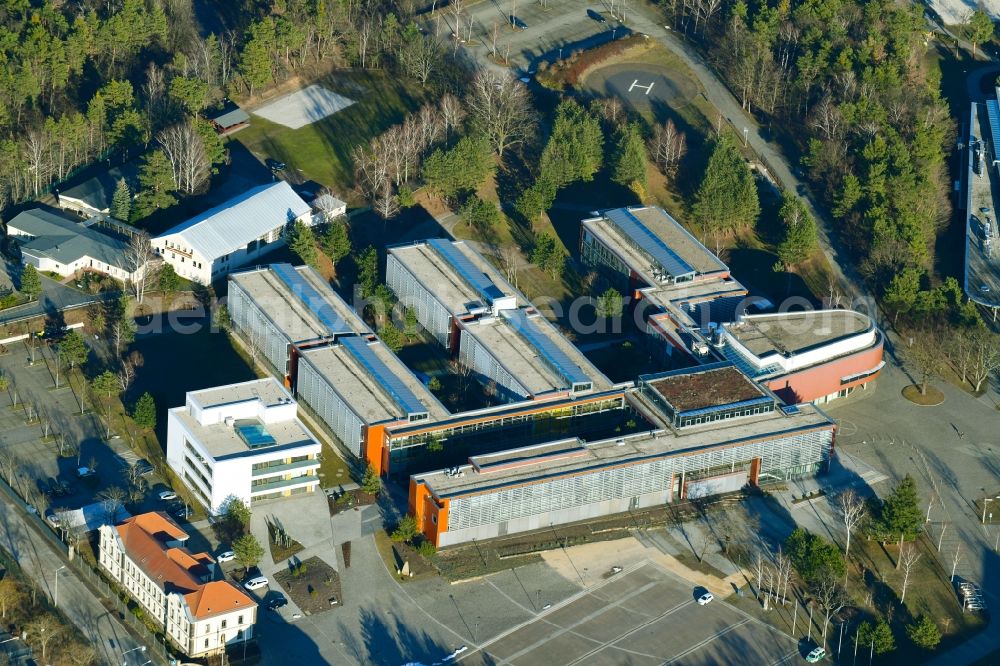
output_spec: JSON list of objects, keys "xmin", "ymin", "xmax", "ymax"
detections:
[{"xmin": 459, "ymin": 562, "xmax": 800, "ymax": 666}]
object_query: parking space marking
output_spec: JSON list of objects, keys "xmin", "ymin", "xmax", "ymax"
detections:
[
  {"xmin": 768, "ymin": 649, "xmax": 802, "ymax": 665},
  {"xmin": 628, "ymin": 79, "xmax": 655, "ymax": 95},
  {"xmin": 661, "ymin": 618, "xmax": 750, "ymax": 665},
  {"xmin": 494, "ymin": 580, "xmax": 663, "ymax": 664},
  {"xmin": 563, "ymin": 598, "xmax": 696, "ymax": 665}
]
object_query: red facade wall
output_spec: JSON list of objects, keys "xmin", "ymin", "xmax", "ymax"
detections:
[{"xmin": 766, "ymin": 337, "xmax": 884, "ymax": 404}]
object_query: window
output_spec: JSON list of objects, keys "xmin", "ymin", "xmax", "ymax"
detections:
[
  {"xmin": 238, "ymin": 615, "xmax": 243, "ymax": 625},
  {"xmin": 205, "ymin": 639, "xmax": 209, "ymax": 648},
  {"xmin": 221, "ymin": 620, "xmax": 227, "ymax": 629}
]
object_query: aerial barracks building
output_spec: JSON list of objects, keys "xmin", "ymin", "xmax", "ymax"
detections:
[
  {"xmin": 387, "ymin": 238, "xmax": 612, "ymax": 402},
  {"xmin": 411, "ymin": 363, "xmax": 836, "ymax": 547},
  {"xmin": 582, "ymin": 207, "xmax": 884, "ymax": 406}
]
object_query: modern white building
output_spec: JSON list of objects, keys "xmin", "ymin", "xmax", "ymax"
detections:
[
  {"xmin": 153, "ymin": 181, "xmax": 312, "ymax": 285},
  {"xmin": 166, "ymin": 378, "xmax": 322, "ymax": 512},
  {"xmin": 6, "ymin": 208, "xmax": 142, "ymax": 281},
  {"xmin": 98, "ymin": 512, "xmax": 257, "ymax": 658}
]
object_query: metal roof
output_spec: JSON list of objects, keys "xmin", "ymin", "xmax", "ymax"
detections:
[
  {"xmin": 211, "ymin": 108, "xmax": 250, "ymax": 128},
  {"xmin": 7, "ymin": 208, "xmax": 132, "ymax": 270},
  {"xmin": 605, "ymin": 208, "xmax": 695, "ymax": 281},
  {"xmin": 156, "ymin": 181, "xmax": 311, "ymax": 260},
  {"xmin": 427, "ymin": 238, "xmax": 504, "ymax": 305},
  {"xmin": 340, "ymin": 336, "xmax": 428, "ymax": 417},
  {"xmin": 270, "ymin": 263, "xmax": 349, "ymax": 336},
  {"xmin": 987, "ymin": 100, "xmax": 1000, "ymax": 162},
  {"xmin": 501, "ymin": 309, "xmax": 591, "ymax": 387}
]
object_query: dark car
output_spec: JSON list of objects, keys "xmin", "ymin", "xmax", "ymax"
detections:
[
  {"xmin": 267, "ymin": 595, "xmax": 288, "ymax": 610},
  {"xmin": 509, "ymin": 15, "xmax": 527, "ymax": 29},
  {"xmin": 135, "ymin": 459, "xmax": 154, "ymax": 476},
  {"xmin": 587, "ymin": 8, "xmax": 606, "ymax": 22},
  {"xmin": 265, "ymin": 158, "xmax": 286, "ymax": 172}
]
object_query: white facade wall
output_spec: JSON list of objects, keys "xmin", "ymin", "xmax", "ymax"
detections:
[
  {"xmin": 458, "ymin": 326, "xmax": 531, "ymax": 403},
  {"xmin": 166, "ymin": 395, "xmax": 320, "ymax": 513},
  {"xmin": 227, "ymin": 280, "xmax": 293, "ymax": 377},
  {"xmin": 20, "ymin": 249, "xmax": 136, "ymax": 281},
  {"xmin": 386, "ymin": 254, "xmax": 454, "ymax": 348},
  {"xmin": 153, "ymin": 222, "xmax": 288, "ymax": 286}
]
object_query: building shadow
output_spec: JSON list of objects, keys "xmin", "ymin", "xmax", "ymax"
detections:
[{"xmin": 358, "ymin": 606, "xmax": 451, "ymax": 665}]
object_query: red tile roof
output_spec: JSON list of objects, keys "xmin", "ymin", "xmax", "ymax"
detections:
[{"xmin": 114, "ymin": 512, "xmax": 255, "ymax": 619}]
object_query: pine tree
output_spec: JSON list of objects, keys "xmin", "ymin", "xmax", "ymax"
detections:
[
  {"xmin": 878, "ymin": 474, "xmax": 924, "ymax": 542},
  {"xmin": 134, "ymin": 150, "xmax": 177, "ymax": 219},
  {"xmin": 321, "ymin": 221, "xmax": 352, "ymax": 268},
  {"xmin": 58, "ymin": 330, "xmax": 89, "ymax": 369},
  {"xmin": 539, "ymin": 99, "xmax": 604, "ymax": 189},
  {"xmin": 531, "ymin": 232, "xmax": 565, "ymax": 278},
  {"xmin": 110, "ymin": 178, "xmax": 131, "ymax": 221},
  {"xmin": 287, "ymin": 222, "xmax": 317, "ymax": 267},
  {"xmin": 611, "ymin": 123, "xmax": 647, "ymax": 190},
  {"xmin": 357, "ymin": 246, "xmax": 379, "ymax": 298},
  {"xmin": 906, "ymin": 616, "xmax": 941, "ymax": 651},
  {"xmin": 776, "ymin": 192, "xmax": 817, "ymax": 266},
  {"xmin": 693, "ymin": 134, "xmax": 760, "ymax": 239},
  {"xmin": 19, "ymin": 264, "xmax": 41, "ymax": 301},
  {"xmin": 361, "ymin": 464, "xmax": 381, "ymax": 495},
  {"xmin": 132, "ymin": 392, "xmax": 156, "ymax": 430}
]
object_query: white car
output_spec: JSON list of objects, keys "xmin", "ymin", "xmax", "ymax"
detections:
[
  {"xmin": 217, "ymin": 551, "xmax": 236, "ymax": 563},
  {"xmin": 243, "ymin": 577, "xmax": 268, "ymax": 591},
  {"xmin": 158, "ymin": 490, "xmax": 177, "ymax": 501},
  {"xmin": 697, "ymin": 592, "xmax": 714, "ymax": 605},
  {"xmin": 76, "ymin": 466, "xmax": 96, "ymax": 478}
]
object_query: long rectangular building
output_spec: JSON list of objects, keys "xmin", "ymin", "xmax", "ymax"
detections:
[
  {"xmin": 296, "ymin": 336, "xmax": 449, "ymax": 469},
  {"xmin": 228, "ymin": 264, "xmax": 370, "ymax": 386},
  {"xmin": 411, "ymin": 364, "xmax": 836, "ymax": 547}
]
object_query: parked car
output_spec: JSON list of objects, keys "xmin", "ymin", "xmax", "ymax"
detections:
[
  {"xmin": 587, "ymin": 8, "xmax": 606, "ymax": 22},
  {"xmin": 805, "ymin": 646, "xmax": 826, "ymax": 663},
  {"xmin": 45, "ymin": 511, "xmax": 61, "ymax": 528},
  {"xmin": 217, "ymin": 550, "xmax": 236, "ymax": 563},
  {"xmin": 158, "ymin": 490, "xmax": 178, "ymax": 501},
  {"xmin": 174, "ymin": 507, "xmax": 193, "ymax": 520},
  {"xmin": 135, "ymin": 459, "xmax": 154, "ymax": 476},
  {"xmin": 244, "ymin": 577, "xmax": 269, "ymax": 591},
  {"xmin": 267, "ymin": 595, "xmax": 288, "ymax": 610},
  {"xmin": 509, "ymin": 15, "xmax": 527, "ymax": 29},
  {"xmin": 76, "ymin": 466, "xmax": 96, "ymax": 478},
  {"xmin": 697, "ymin": 592, "xmax": 714, "ymax": 605},
  {"xmin": 265, "ymin": 158, "xmax": 286, "ymax": 172}
]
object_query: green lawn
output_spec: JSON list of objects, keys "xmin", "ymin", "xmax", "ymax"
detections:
[{"xmin": 235, "ymin": 71, "xmax": 437, "ymax": 193}]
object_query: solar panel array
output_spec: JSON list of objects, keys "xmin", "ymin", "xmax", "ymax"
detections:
[
  {"xmin": 340, "ymin": 336, "xmax": 428, "ymax": 416},
  {"xmin": 427, "ymin": 238, "xmax": 505, "ymax": 305},
  {"xmin": 987, "ymin": 100, "xmax": 1000, "ymax": 163},
  {"xmin": 605, "ymin": 208, "xmax": 694, "ymax": 280},
  {"xmin": 271, "ymin": 263, "xmax": 349, "ymax": 336},
  {"xmin": 502, "ymin": 309, "xmax": 591, "ymax": 387}
]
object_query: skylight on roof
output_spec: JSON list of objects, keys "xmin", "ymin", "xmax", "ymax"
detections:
[{"xmin": 234, "ymin": 420, "xmax": 276, "ymax": 448}]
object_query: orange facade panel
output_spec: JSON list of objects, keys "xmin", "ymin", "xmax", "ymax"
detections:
[{"xmin": 766, "ymin": 337, "xmax": 884, "ymax": 405}]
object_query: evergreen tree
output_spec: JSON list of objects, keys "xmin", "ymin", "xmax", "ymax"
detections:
[
  {"xmin": 421, "ymin": 135, "xmax": 495, "ymax": 199},
  {"xmin": 460, "ymin": 197, "xmax": 502, "ymax": 230},
  {"xmin": 531, "ymin": 232, "xmax": 565, "ymax": 278},
  {"xmin": 357, "ymin": 246, "xmax": 379, "ymax": 298},
  {"xmin": 134, "ymin": 150, "xmax": 177, "ymax": 219},
  {"xmin": 19, "ymin": 264, "xmax": 41, "ymax": 301},
  {"xmin": 611, "ymin": 123, "xmax": 647, "ymax": 190},
  {"xmin": 515, "ymin": 175, "xmax": 557, "ymax": 222},
  {"xmin": 169, "ymin": 76, "xmax": 210, "ymax": 115},
  {"xmin": 883, "ymin": 268, "xmax": 922, "ymax": 324},
  {"xmin": 361, "ymin": 464, "xmax": 381, "ymax": 495},
  {"xmin": 776, "ymin": 192, "xmax": 817, "ymax": 266},
  {"xmin": 906, "ymin": 616, "xmax": 941, "ymax": 651},
  {"xmin": 968, "ymin": 9, "xmax": 995, "ymax": 58},
  {"xmin": 379, "ymin": 322, "xmax": 405, "ymax": 352},
  {"xmin": 855, "ymin": 619, "xmax": 896, "ymax": 655},
  {"xmin": 132, "ymin": 392, "xmax": 156, "ymax": 430},
  {"xmin": 784, "ymin": 528, "xmax": 846, "ymax": 585},
  {"xmin": 158, "ymin": 264, "xmax": 181, "ymax": 292},
  {"xmin": 58, "ymin": 330, "xmax": 89, "ymax": 369},
  {"xmin": 233, "ymin": 533, "xmax": 264, "ymax": 570},
  {"xmin": 391, "ymin": 515, "xmax": 419, "ymax": 543},
  {"xmin": 110, "ymin": 178, "xmax": 131, "ymax": 221},
  {"xmin": 595, "ymin": 288, "xmax": 623, "ymax": 318},
  {"xmin": 320, "ymin": 221, "xmax": 351, "ymax": 268},
  {"xmin": 539, "ymin": 99, "xmax": 604, "ymax": 189},
  {"xmin": 287, "ymin": 222, "xmax": 318, "ymax": 267},
  {"xmin": 877, "ymin": 474, "xmax": 924, "ymax": 542},
  {"xmin": 222, "ymin": 496, "xmax": 252, "ymax": 529},
  {"xmin": 693, "ymin": 134, "xmax": 760, "ymax": 238}
]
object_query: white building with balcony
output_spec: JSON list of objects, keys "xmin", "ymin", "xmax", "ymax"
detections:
[{"xmin": 166, "ymin": 378, "xmax": 322, "ymax": 513}]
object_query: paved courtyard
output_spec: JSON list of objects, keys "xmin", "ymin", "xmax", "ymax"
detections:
[{"xmin": 460, "ymin": 562, "xmax": 799, "ymax": 666}]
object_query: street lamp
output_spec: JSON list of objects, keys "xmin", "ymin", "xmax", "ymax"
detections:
[
  {"xmin": 122, "ymin": 645, "xmax": 146, "ymax": 666},
  {"xmin": 743, "ymin": 127, "xmax": 749, "ymax": 147},
  {"xmin": 53, "ymin": 565, "xmax": 66, "ymax": 608},
  {"xmin": 983, "ymin": 498, "xmax": 994, "ymax": 524}
]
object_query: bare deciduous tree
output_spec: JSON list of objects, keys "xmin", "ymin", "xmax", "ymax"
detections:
[
  {"xmin": 649, "ymin": 119, "xmax": 687, "ymax": 176},
  {"xmin": 400, "ymin": 34, "xmax": 441, "ymax": 85},
  {"xmin": 968, "ymin": 328, "xmax": 1000, "ymax": 392},
  {"xmin": 813, "ymin": 577, "xmax": 846, "ymax": 642},
  {"xmin": 467, "ymin": 69, "xmax": 535, "ymax": 158},
  {"xmin": 373, "ymin": 182, "xmax": 400, "ymax": 220},
  {"xmin": 124, "ymin": 233, "xmax": 155, "ymax": 304},
  {"xmin": 26, "ymin": 614, "xmax": 62, "ymax": 660},
  {"xmin": 118, "ymin": 350, "xmax": 144, "ymax": 393},
  {"xmin": 157, "ymin": 121, "xmax": 210, "ymax": 195},
  {"xmin": 99, "ymin": 485, "xmax": 128, "ymax": 523},
  {"xmin": 838, "ymin": 489, "xmax": 868, "ymax": 564},
  {"xmin": 899, "ymin": 543, "xmax": 922, "ymax": 604}
]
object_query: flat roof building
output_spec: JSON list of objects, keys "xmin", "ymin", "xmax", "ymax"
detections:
[
  {"xmin": 296, "ymin": 337, "xmax": 449, "ymax": 469},
  {"xmin": 412, "ymin": 365, "xmax": 835, "ymax": 547},
  {"xmin": 166, "ymin": 378, "xmax": 322, "ymax": 512},
  {"xmin": 228, "ymin": 264, "xmax": 370, "ymax": 385},
  {"xmin": 718, "ymin": 310, "xmax": 884, "ymax": 405},
  {"xmin": 387, "ymin": 239, "xmax": 520, "ymax": 349}
]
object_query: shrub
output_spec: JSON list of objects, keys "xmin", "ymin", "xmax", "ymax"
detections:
[
  {"xmin": 417, "ymin": 541, "xmax": 437, "ymax": 557},
  {"xmin": 391, "ymin": 515, "xmax": 419, "ymax": 543},
  {"xmin": 906, "ymin": 616, "xmax": 941, "ymax": 651}
]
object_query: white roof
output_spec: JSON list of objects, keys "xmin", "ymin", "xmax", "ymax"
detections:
[{"xmin": 156, "ymin": 181, "xmax": 310, "ymax": 259}]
